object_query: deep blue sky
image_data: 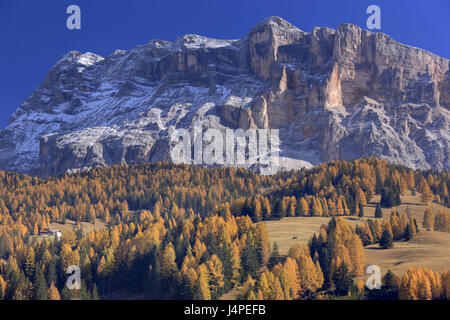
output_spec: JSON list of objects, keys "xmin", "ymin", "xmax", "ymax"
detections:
[{"xmin": 1, "ymin": 0, "xmax": 449, "ymax": 129}]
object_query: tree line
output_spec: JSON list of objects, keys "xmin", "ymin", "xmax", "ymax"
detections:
[{"xmin": 0, "ymin": 158, "xmax": 448, "ymax": 300}]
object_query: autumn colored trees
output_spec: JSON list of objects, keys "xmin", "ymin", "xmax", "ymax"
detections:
[
  {"xmin": 379, "ymin": 228, "xmax": 394, "ymax": 249},
  {"xmin": 242, "ymin": 217, "xmax": 366, "ymax": 300},
  {"xmin": 398, "ymin": 267, "xmax": 445, "ymax": 300},
  {"xmin": 353, "ymin": 210, "xmax": 418, "ymax": 249},
  {"xmin": 0, "ymin": 208, "xmax": 271, "ymax": 300},
  {"xmin": 419, "ymin": 178, "xmax": 434, "ymax": 204},
  {"xmin": 422, "ymin": 208, "xmax": 435, "ymax": 231},
  {"xmin": 0, "ymin": 159, "xmax": 448, "ymax": 300}
]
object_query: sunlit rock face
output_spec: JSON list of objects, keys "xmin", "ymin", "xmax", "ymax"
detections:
[{"xmin": 0, "ymin": 16, "xmax": 448, "ymax": 176}]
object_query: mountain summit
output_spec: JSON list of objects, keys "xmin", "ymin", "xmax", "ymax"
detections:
[{"xmin": 1, "ymin": 17, "xmax": 449, "ymax": 176}]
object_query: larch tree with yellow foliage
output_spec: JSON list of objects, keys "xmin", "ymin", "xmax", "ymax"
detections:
[
  {"xmin": 48, "ymin": 281, "xmax": 60, "ymax": 300},
  {"xmin": 422, "ymin": 207, "xmax": 435, "ymax": 231}
]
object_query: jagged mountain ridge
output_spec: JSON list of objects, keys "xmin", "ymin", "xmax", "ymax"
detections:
[{"xmin": 0, "ymin": 16, "xmax": 449, "ymax": 176}]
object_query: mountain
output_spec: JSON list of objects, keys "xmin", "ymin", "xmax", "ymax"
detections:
[{"xmin": 1, "ymin": 16, "xmax": 449, "ymax": 176}]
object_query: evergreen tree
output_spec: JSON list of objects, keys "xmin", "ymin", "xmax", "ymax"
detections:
[
  {"xmin": 61, "ymin": 286, "xmax": 71, "ymax": 300},
  {"xmin": 273, "ymin": 199, "xmax": 285, "ymax": 219},
  {"xmin": 33, "ymin": 263, "xmax": 48, "ymax": 300},
  {"xmin": 46, "ymin": 259, "xmax": 57, "ymax": 286},
  {"xmin": 308, "ymin": 233, "xmax": 319, "ymax": 257},
  {"xmin": 76, "ymin": 227, "xmax": 84, "ymax": 241},
  {"xmin": 358, "ymin": 203, "xmax": 364, "ymax": 218},
  {"xmin": 254, "ymin": 223, "xmax": 270, "ymax": 266},
  {"xmin": 381, "ymin": 270, "xmax": 400, "ymax": 299},
  {"xmin": 333, "ymin": 262, "xmax": 354, "ymax": 295},
  {"xmin": 413, "ymin": 218, "xmax": 419, "ymax": 233},
  {"xmin": 379, "ymin": 228, "xmax": 394, "ymax": 249},
  {"xmin": 261, "ymin": 197, "xmax": 271, "ymax": 220},
  {"xmin": 146, "ymin": 245, "xmax": 161, "ymax": 299},
  {"xmin": 241, "ymin": 233, "xmax": 259, "ymax": 278},
  {"xmin": 380, "ymin": 187, "xmax": 401, "ymax": 208},
  {"xmin": 405, "ymin": 223, "xmax": 414, "ymax": 241},
  {"xmin": 382, "ymin": 270, "xmax": 400, "ymax": 290},
  {"xmin": 268, "ymin": 242, "xmax": 282, "ymax": 269},
  {"xmin": 318, "ymin": 246, "xmax": 332, "ymax": 286}
]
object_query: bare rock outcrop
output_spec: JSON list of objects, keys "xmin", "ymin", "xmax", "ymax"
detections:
[{"xmin": 0, "ymin": 16, "xmax": 448, "ymax": 176}]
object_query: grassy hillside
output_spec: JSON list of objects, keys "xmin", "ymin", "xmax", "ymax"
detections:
[
  {"xmin": 365, "ymin": 230, "xmax": 450, "ymax": 276},
  {"xmin": 265, "ymin": 192, "xmax": 450, "ymax": 276}
]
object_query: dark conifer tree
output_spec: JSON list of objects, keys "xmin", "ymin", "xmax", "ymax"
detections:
[
  {"xmin": 380, "ymin": 229, "xmax": 394, "ymax": 249},
  {"xmin": 405, "ymin": 223, "xmax": 414, "ymax": 241},
  {"xmin": 33, "ymin": 263, "xmax": 48, "ymax": 300},
  {"xmin": 268, "ymin": 242, "xmax": 281, "ymax": 269},
  {"xmin": 318, "ymin": 246, "xmax": 332, "ymax": 286},
  {"xmin": 333, "ymin": 262, "xmax": 354, "ymax": 295},
  {"xmin": 309, "ymin": 234, "xmax": 319, "ymax": 257},
  {"xmin": 358, "ymin": 203, "xmax": 364, "ymax": 218},
  {"xmin": 413, "ymin": 218, "xmax": 419, "ymax": 233},
  {"xmin": 375, "ymin": 203, "xmax": 383, "ymax": 218},
  {"xmin": 146, "ymin": 245, "xmax": 161, "ymax": 299},
  {"xmin": 241, "ymin": 233, "xmax": 259, "ymax": 278},
  {"xmin": 274, "ymin": 198, "xmax": 285, "ymax": 219}
]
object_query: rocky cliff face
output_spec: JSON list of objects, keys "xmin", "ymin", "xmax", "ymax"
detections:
[{"xmin": 0, "ymin": 16, "xmax": 449, "ymax": 176}]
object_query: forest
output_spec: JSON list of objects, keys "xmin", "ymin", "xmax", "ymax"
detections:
[{"xmin": 0, "ymin": 158, "xmax": 449, "ymax": 300}]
